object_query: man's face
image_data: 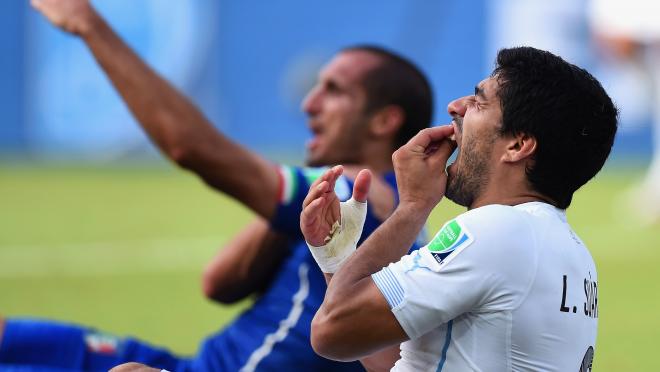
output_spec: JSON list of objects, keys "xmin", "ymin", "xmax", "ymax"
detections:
[
  {"xmin": 301, "ymin": 51, "xmax": 380, "ymax": 166},
  {"xmin": 445, "ymin": 77, "xmax": 503, "ymax": 207}
]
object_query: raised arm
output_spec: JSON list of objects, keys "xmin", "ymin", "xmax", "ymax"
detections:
[
  {"xmin": 202, "ymin": 218, "xmax": 290, "ymax": 303},
  {"xmin": 31, "ymin": 0, "xmax": 280, "ymax": 218},
  {"xmin": 300, "ymin": 126, "xmax": 456, "ymax": 361}
]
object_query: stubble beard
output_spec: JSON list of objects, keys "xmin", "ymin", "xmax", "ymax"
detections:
[
  {"xmin": 445, "ymin": 139, "xmax": 492, "ymax": 208},
  {"xmin": 305, "ymin": 117, "xmax": 367, "ymax": 168}
]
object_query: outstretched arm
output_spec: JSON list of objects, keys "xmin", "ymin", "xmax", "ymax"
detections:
[
  {"xmin": 300, "ymin": 125, "xmax": 456, "ymax": 361},
  {"xmin": 31, "ymin": 0, "xmax": 280, "ymax": 218},
  {"xmin": 202, "ymin": 218, "xmax": 290, "ymax": 303}
]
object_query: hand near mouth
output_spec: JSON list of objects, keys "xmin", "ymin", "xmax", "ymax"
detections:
[{"xmin": 392, "ymin": 125, "xmax": 456, "ymax": 214}]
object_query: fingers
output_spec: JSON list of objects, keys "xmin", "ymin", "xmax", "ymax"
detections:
[
  {"xmin": 303, "ymin": 180, "xmax": 329, "ymax": 209},
  {"xmin": 301, "ymin": 191, "xmax": 335, "ymax": 246},
  {"xmin": 301, "ymin": 197, "xmax": 323, "ymax": 228},
  {"xmin": 426, "ymin": 138, "xmax": 457, "ymax": 167},
  {"xmin": 394, "ymin": 125, "xmax": 456, "ymax": 170},
  {"xmin": 307, "ymin": 166, "xmax": 334, "ymax": 191},
  {"xmin": 406, "ymin": 125, "xmax": 454, "ymax": 150},
  {"xmin": 303, "ymin": 165, "xmax": 343, "ymax": 208},
  {"xmin": 352, "ymin": 169, "xmax": 372, "ymax": 203},
  {"xmin": 326, "ymin": 165, "xmax": 343, "ymax": 192}
]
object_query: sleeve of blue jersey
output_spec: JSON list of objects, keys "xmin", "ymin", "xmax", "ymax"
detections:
[{"xmin": 270, "ymin": 166, "xmax": 315, "ymax": 237}]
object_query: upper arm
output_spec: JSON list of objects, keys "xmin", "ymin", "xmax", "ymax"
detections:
[
  {"xmin": 187, "ymin": 144, "xmax": 281, "ymax": 219},
  {"xmin": 311, "ymin": 276, "xmax": 408, "ymax": 362}
]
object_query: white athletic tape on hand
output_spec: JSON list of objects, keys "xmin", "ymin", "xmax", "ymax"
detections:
[{"xmin": 307, "ymin": 198, "xmax": 367, "ymax": 273}]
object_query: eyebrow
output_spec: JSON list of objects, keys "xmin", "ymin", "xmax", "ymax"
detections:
[{"xmin": 474, "ymin": 85, "xmax": 486, "ymax": 100}]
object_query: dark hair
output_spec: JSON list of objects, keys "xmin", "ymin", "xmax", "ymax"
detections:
[
  {"xmin": 342, "ymin": 45, "xmax": 433, "ymax": 148},
  {"xmin": 493, "ymin": 47, "xmax": 618, "ymax": 209}
]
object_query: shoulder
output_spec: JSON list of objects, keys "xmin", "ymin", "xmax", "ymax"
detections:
[
  {"xmin": 458, "ymin": 204, "xmax": 535, "ymax": 244},
  {"xmin": 427, "ymin": 204, "xmax": 537, "ymax": 269},
  {"xmin": 460, "ymin": 204, "xmax": 529, "ymax": 225}
]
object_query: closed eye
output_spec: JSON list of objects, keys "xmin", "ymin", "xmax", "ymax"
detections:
[{"xmin": 465, "ymin": 96, "xmax": 479, "ymax": 110}]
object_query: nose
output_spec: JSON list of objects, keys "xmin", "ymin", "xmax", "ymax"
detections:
[
  {"xmin": 447, "ymin": 96, "xmax": 469, "ymax": 118},
  {"xmin": 302, "ymin": 86, "xmax": 322, "ymax": 116}
]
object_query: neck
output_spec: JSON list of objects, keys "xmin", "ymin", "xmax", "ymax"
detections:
[
  {"xmin": 470, "ymin": 193, "xmax": 552, "ymax": 210},
  {"xmin": 350, "ymin": 140, "xmax": 395, "ymax": 175},
  {"xmin": 468, "ymin": 168, "xmax": 554, "ymax": 210},
  {"xmin": 344, "ymin": 141, "xmax": 399, "ymax": 221}
]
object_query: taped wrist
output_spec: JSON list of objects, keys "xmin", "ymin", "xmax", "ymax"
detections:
[{"xmin": 307, "ymin": 198, "xmax": 368, "ymax": 273}]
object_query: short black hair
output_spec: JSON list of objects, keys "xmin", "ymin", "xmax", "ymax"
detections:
[
  {"xmin": 342, "ymin": 45, "xmax": 433, "ymax": 148},
  {"xmin": 493, "ymin": 47, "xmax": 618, "ymax": 209}
]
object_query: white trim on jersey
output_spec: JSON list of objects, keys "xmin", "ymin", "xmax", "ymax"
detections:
[
  {"xmin": 372, "ymin": 266, "xmax": 405, "ymax": 309},
  {"xmin": 239, "ymin": 263, "xmax": 310, "ymax": 372},
  {"xmin": 277, "ymin": 165, "xmax": 297, "ymax": 205}
]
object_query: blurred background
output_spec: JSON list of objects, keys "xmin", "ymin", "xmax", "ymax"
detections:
[{"xmin": 1, "ymin": 0, "xmax": 658, "ymax": 370}]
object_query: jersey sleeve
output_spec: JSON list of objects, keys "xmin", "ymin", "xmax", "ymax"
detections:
[{"xmin": 371, "ymin": 205, "xmax": 538, "ymax": 340}]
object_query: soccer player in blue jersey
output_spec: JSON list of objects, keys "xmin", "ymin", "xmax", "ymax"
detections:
[{"xmin": 0, "ymin": 1, "xmax": 432, "ymax": 371}]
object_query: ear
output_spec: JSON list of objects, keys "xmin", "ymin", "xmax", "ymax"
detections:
[
  {"xmin": 501, "ymin": 133, "xmax": 536, "ymax": 163},
  {"xmin": 369, "ymin": 105, "xmax": 405, "ymax": 139}
]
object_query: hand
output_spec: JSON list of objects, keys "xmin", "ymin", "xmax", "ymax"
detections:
[
  {"xmin": 392, "ymin": 125, "xmax": 456, "ymax": 213},
  {"xmin": 31, "ymin": 0, "xmax": 97, "ymax": 35},
  {"xmin": 301, "ymin": 166, "xmax": 371, "ymax": 247}
]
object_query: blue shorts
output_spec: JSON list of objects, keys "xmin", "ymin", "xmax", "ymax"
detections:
[{"xmin": 0, "ymin": 319, "xmax": 191, "ymax": 372}]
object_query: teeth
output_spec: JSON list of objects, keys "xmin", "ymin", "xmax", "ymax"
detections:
[{"xmin": 449, "ymin": 133, "xmax": 456, "ymax": 141}]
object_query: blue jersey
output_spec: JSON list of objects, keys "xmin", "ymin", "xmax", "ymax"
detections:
[
  {"xmin": 0, "ymin": 165, "xmax": 425, "ymax": 372},
  {"xmin": 194, "ymin": 166, "xmax": 424, "ymax": 371}
]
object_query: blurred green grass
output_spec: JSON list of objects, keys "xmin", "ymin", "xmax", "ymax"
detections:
[{"xmin": 0, "ymin": 164, "xmax": 658, "ymax": 369}]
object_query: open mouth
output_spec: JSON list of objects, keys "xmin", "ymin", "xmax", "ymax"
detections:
[
  {"xmin": 306, "ymin": 135, "xmax": 321, "ymax": 151},
  {"xmin": 306, "ymin": 123, "xmax": 323, "ymax": 150},
  {"xmin": 450, "ymin": 117, "xmax": 462, "ymax": 138},
  {"xmin": 446, "ymin": 119, "xmax": 461, "ymax": 171}
]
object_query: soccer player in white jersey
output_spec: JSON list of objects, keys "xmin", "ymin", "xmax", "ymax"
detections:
[{"xmin": 300, "ymin": 47, "xmax": 618, "ymax": 371}]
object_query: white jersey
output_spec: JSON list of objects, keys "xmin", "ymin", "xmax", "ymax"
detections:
[{"xmin": 372, "ymin": 202, "xmax": 598, "ymax": 371}]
